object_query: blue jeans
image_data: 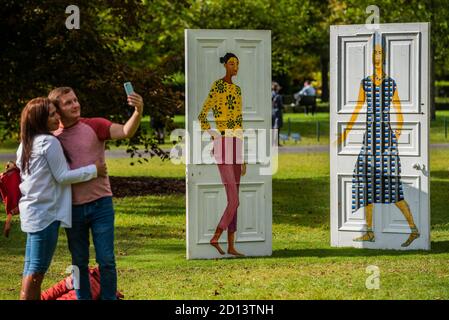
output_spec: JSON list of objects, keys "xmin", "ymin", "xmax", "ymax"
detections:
[
  {"xmin": 66, "ymin": 196, "xmax": 117, "ymax": 300},
  {"xmin": 23, "ymin": 220, "xmax": 60, "ymax": 275}
]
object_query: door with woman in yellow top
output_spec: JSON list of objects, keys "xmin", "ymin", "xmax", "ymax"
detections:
[{"xmin": 198, "ymin": 53, "xmax": 246, "ymax": 256}]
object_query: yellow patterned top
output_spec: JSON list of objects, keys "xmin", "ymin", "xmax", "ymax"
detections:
[{"xmin": 198, "ymin": 79, "xmax": 243, "ymax": 138}]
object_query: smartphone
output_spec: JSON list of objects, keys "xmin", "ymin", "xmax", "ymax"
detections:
[{"xmin": 124, "ymin": 82, "xmax": 134, "ymax": 95}]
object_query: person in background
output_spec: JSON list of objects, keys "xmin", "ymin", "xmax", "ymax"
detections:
[
  {"xmin": 272, "ymin": 82, "xmax": 284, "ymax": 146},
  {"xmin": 294, "ymin": 80, "xmax": 317, "ymax": 115}
]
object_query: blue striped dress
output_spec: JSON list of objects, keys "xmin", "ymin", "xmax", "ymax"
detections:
[{"xmin": 351, "ymin": 76, "xmax": 404, "ymax": 213}]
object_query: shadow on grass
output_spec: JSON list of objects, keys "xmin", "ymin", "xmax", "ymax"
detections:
[
  {"xmin": 274, "ymin": 175, "xmax": 449, "ymax": 228},
  {"xmin": 430, "ymin": 170, "xmax": 449, "ymax": 180},
  {"xmin": 430, "ymin": 178, "xmax": 449, "ymax": 228},
  {"xmin": 115, "ymin": 202, "xmax": 185, "ymax": 217},
  {"xmin": 115, "ymin": 224, "xmax": 184, "ymax": 241},
  {"xmin": 271, "ymin": 240, "xmax": 449, "ymax": 259},
  {"xmin": 273, "ymin": 177, "xmax": 329, "ymax": 228}
]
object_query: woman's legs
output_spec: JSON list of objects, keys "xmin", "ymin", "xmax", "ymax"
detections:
[
  {"xmin": 353, "ymin": 204, "xmax": 375, "ymax": 242},
  {"xmin": 227, "ymin": 231, "xmax": 244, "ymax": 256},
  {"xmin": 353, "ymin": 200, "xmax": 420, "ymax": 246},
  {"xmin": 211, "ymin": 163, "xmax": 242, "ymax": 256},
  {"xmin": 210, "ymin": 137, "xmax": 244, "ymax": 256},
  {"xmin": 226, "ymin": 164, "xmax": 244, "ymax": 256},
  {"xmin": 20, "ymin": 273, "xmax": 45, "ymax": 300},
  {"xmin": 210, "ymin": 227, "xmax": 225, "ymax": 255},
  {"xmin": 20, "ymin": 220, "xmax": 60, "ymax": 300},
  {"xmin": 217, "ymin": 164, "xmax": 241, "ymax": 231},
  {"xmin": 395, "ymin": 200, "xmax": 420, "ymax": 247}
]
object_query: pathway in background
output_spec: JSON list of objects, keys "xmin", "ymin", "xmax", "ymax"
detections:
[{"xmin": 2, "ymin": 144, "xmax": 449, "ymax": 161}]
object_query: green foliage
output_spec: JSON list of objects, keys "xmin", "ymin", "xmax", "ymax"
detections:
[
  {"xmin": 2, "ymin": 0, "xmax": 449, "ymax": 149},
  {"xmin": 0, "ymin": 0, "xmax": 182, "ymax": 155}
]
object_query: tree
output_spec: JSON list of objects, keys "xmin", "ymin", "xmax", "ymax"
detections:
[{"xmin": 0, "ymin": 0, "xmax": 182, "ymax": 158}]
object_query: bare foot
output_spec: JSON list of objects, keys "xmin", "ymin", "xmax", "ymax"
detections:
[
  {"xmin": 401, "ymin": 231, "xmax": 420, "ymax": 247},
  {"xmin": 227, "ymin": 247, "xmax": 245, "ymax": 257},
  {"xmin": 210, "ymin": 240, "xmax": 225, "ymax": 255},
  {"xmin": 353, "ymin": 231, "xmax": 375, "ymax": 242}
]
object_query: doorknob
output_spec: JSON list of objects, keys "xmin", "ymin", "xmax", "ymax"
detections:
[{"xmin": 413, "ymin": 163, "xmax": 425, "ymax": 171}]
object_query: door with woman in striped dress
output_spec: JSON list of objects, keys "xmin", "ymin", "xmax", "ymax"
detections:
[{"xmin": 338, "ymin": 33, "xmax": 420, "ymax": 247}]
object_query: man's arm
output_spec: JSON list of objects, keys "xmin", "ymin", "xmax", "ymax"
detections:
[{"xmin": 110, "ymin": 92, "xmax": 144, "ymax": 140}]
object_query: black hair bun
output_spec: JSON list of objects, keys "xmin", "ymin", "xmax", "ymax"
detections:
[{"xmin": 219, "ymin": 52, "xmax": 238, "ymax": 64}]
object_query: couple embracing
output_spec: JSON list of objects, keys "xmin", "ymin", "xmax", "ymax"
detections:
[{"xmin": 18, "ymin": 87, "xmax": 143, "ymax": 300}]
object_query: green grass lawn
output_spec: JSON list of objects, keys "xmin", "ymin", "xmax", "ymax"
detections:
[{"xmin": 1, "ymin": 151, "xmax": 448, "ymax": 299}]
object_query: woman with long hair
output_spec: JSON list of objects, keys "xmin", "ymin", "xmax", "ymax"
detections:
[
  {"xmin": 17, "ymin": 97, "xmax": 107, "ymax": 299},
  {"xmin": 198, "ymin": 53, "xmax": 246, "ymax": 257}
]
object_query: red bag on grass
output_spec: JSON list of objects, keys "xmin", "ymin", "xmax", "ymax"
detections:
[
  {"xmin": 41, "ymin": 267, "xmax": 124, "ymax": 300},
  {"xmin": 0, "ymin": 162, "xmax": 21, "ymax": 237}
]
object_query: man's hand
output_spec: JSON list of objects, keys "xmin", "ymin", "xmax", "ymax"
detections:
[
  {"xmin": 127, "ymin": 92, "xmax": 144, "ymax": 114},
  {"xmin": 95, "ymin": 160, "xmax": 108, "ymax": 177},
  {"xmin": 110, "ymin": 92, "xmax": 144, "ymax": 140}
]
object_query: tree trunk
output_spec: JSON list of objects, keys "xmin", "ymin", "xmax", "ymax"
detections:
[{"xmin": 320, "ymin": 55, "xmax": 329, "ymax": 102}]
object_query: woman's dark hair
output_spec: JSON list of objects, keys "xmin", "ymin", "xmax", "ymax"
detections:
[
  {"xmin": 20, "ymin": 97, "xmax": 53, "ymax": 174},
  {"xmin": 219, "ymin": 53, "xmax": 238, "ymax": 64},
  {"xmin": 20, "ymin": 97, "xmax": 72, "ymax": 172}
]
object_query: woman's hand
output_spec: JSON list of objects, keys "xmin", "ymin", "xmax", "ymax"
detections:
[
  {"xmin": 5, "ymin": 161, "xmax": 16, "ymax": 171},
  {"xmin": 241, "ymin": 163, "xmax": 246, "ymax": 176},
  {"xmin": 95, "ymin": 160, "xmax": 108, "ymax": 177},
  {"xmin": 208, "ymin": 129, "xmax": 220, "ymax": 140}
]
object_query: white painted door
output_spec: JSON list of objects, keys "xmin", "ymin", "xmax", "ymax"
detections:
[
  {"xmin": 185, "ymin": 29, "xmax": 272, "ymax": 259},
  {"xmin": 330, "ymin": 23, "xmax": 430, "ymax": 250}
]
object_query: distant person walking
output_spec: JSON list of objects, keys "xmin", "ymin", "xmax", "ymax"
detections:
[{"xmin": 271, "ymin": 82, "xmax": 283, "ymax": 146}]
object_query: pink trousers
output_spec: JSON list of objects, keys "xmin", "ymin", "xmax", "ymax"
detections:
[{"xmin": 214, "ymin": 137, "xmax": 242, "ymax": 233}]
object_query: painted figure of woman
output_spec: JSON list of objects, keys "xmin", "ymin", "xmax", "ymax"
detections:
[
  {"xmin": 339, "ymin": 33, "xmax": 420, "ymax": 247},
  {"xmin": 198, "ymin": 52, "xmax": 246, "ymax": 257}
]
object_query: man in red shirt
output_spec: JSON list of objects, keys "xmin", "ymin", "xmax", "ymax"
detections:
[{"xmin": 49, "ymin": 87, "xmax": 143, "ymax": 300}]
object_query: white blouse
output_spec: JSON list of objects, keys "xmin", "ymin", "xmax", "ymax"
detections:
[{"xmin": 16, "ymin": 134, "xmax": 97, "ymax": 233}]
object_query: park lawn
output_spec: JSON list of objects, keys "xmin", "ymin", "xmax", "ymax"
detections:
[
  {"xmin": 430, "ymin": 110, "xmax": 449, "ymax": 144},
  {"xmin": 0, "ymin": 151, "xmax": 449, "ymax": 299}
]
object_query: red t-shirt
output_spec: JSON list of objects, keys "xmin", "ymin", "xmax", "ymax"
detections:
[{"xmin": 53, "ymin": 118, "xmax": 112, "ymax": 205}]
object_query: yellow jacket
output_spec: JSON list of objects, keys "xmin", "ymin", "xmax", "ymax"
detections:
[{"xmin": 198, "ymin": 79, "xmax": 243, "ymax": 138}]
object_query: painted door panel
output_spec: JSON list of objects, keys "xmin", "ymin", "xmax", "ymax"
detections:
[
  {"xmin": 330, "ymin": 23, "xmax": 430, "ymax": 250},
  {"xmin": 186, "ymin": 29, "xmax": 272, "ymax": 259}
]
